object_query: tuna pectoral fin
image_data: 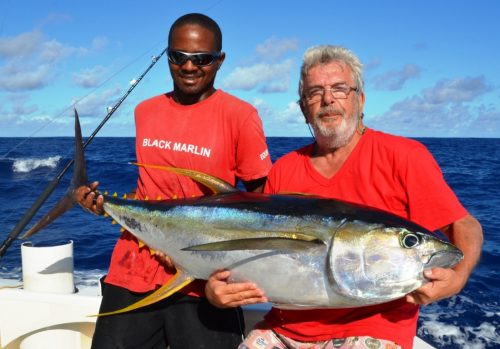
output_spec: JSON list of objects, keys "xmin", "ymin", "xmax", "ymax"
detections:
[
  {"xmin": 183, "ymin": 236, "xmax": 324, "ymax": 251},
  {"xmin": 132, "ymin": 163, "xmax": 237, "ymax": 194},
  {"xmin": 91, "ymin": 271, "xmax": 194, "ymax": 317}
]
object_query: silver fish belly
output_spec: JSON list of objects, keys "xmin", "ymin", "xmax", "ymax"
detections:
[{"xmin": 104, "ymin": 193, "xmax": 463, "ymax": 309}]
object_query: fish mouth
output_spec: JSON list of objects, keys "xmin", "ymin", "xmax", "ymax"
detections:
[{"xmin": 424, "ymin": 249, "xmax": 464, "ymax": 269}]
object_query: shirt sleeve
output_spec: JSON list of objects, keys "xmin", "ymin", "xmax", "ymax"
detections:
[
  {"xmin": 403, "ymin": 144, "xmax": 468, "ymax": 231},
  {"xmin": 235, "ymin": 109, "xmax": 272, "ymax": 181}
]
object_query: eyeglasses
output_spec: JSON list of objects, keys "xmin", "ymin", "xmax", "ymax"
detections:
[
  {"xmin": 305, "ymin": 85, "xmax": 358, "ymax": 104},
  {"xmin": 167, "ymin": 49, "xmax": 222, "ymax": 67}
]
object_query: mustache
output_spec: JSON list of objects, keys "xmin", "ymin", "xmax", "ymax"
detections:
[{"xmin": 316, "ymin": 106, "xmax": 345, "ymax": 118}]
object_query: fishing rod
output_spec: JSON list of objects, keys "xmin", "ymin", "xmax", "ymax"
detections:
[{"xmin": 0, "ymin": 47, "xmax": 167, "ymax": 259}]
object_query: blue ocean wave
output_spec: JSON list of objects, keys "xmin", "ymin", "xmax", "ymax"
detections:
[{"xmin": 12, "ymin": 155, "xmax": 61, "ymax": 173}]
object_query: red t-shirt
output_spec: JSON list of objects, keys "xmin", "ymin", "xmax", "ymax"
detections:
[
  {"xmin": 263, "ymin": 128, "xmax": 467, "ymax": 349},
  {"xmin": 105, "ymin": 90, "xmax": 272, "ymax": 296}
]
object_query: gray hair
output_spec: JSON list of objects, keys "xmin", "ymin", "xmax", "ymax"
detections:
[{"xmin": 298, "ymin": 45, "xmax": 364, "ymax": 101}]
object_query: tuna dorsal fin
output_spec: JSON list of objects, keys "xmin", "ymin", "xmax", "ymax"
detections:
[
  {"xmin": 21, "ymin": 109, "xmax": 86, "ymax": 239},
  {"xmin": 132, "ymin": 163, "xmax": 237, "ymax": 194},
  {"xmin": 91, "ymin": 270, "xmax": 194, "ymax": 317},
  {"xmin": 182, "ymin": 236, "xmax": 325, "ymax": 252}
]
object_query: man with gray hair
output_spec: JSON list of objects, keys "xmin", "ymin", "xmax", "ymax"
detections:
[{"xmin": 205, "ymin": 45, "xmax": 483, "ymax": 349}]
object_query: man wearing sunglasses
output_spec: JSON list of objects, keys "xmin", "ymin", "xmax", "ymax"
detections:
[{"xmin": 81, "ymin": 13, "xmax": 272, "ymax": 349}]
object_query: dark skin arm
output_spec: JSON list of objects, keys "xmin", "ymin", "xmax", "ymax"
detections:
[
  {"xmin": 75, "ymin": 181, "xmax": 106, "ymax": 215},
  {"xmin": 242, "ymin": 177, "xmax": 266, "ymax": 193}
]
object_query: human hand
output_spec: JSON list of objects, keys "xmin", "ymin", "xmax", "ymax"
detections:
[
  {"xmin": 74, "ymin": 181, "xmax": 104, "ymax": 215},
  {"xmin": 154, "ymin": 251, "xmax": 175, "ymax": 269},
  {"xmin": 205, "ymin": 270, "xmax": 268, "ymax": 308},
  {"xmin": 405, "ymin": 267, "xmax": 466, "ymax": 305}
]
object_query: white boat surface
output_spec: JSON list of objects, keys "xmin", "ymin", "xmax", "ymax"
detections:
[{"xmin": 0, "ymin": 277, "xmax": 436, "ymax": 349}]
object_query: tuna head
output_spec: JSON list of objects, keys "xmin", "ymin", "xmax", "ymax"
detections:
[{"xmin": 328, "ymin": 222, "xmax": 463, "ymax": 305}]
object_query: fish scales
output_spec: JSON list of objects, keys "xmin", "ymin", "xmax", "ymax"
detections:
[{"xmin": 104, "ymin": 192, "xmax": 462, "ymax": 309}]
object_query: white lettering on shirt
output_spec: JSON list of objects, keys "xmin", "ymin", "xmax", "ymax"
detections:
[
  {"xmin": 260, "ymin": 149, "xmax": 269, "ymax": 160},
  {"xmin": 142, "ymin": 138, "xmax": 211, "ymax": 158}
]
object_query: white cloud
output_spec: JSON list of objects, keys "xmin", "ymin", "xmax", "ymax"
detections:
[
  {"xmin": 0, "ymin": 30, "xmax": 43, "ymax": 59},
  {"xmin": 0, "ymin": 62, "xmax": 53, "ymax": 91},
  {"xmin": 222, "ymin": 37, "xmax": 299, "ymax": 94},
  {"xmin": 422, "ymin": 76, "xmax": 491, "ymax": 104},
  {"xmin": 222, "ymin": 59, "xmax": 293, "ymax": 92},
  {"xmin": 19, "ymin": 113, "xmax": 69, "ymax": 125},
  {"xmin": 372, "ymin": 64, "xmax": 421, "ymax": 90},
  {"xmin": 40, "ymin": 39, "xmax": 74, "ymax": 62},
  {"xmin": 71, "ymin": 85, "xmax": 123, "ymax": 117},
  {"xmin": 255, "ymin": 37, "xmax": 299, "ymax": 60},
  {"xmin": 369, "ymin": 76, "xmax": 498, "ymax": 137},
  {"xmin": 0, "ymin": 30, "xmax": 109, "ymax": 92},
  {"xmin": 252, "ymin": 99, "xmax": 304, "ymax": 128},
  {"xmin": 7, "ymin": 94, "xmax": 38, "ymax": 116},
  {"xmin": 276, "ymin": 101, "xmax": 304, "ymax": 125},
  {"xmin": 73, "ymin": 65, "xmax": 108, "ymax": 88},
  {"xmin": 0, "ymin": 94, "xmax": 37, "ymax": 128}
]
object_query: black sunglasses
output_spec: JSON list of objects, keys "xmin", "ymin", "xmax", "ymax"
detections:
[{"xmin": 167, "ymin": 49, "xmax": 222, "ymax": 67}]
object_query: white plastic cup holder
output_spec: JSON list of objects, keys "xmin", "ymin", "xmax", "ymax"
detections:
[{"xmin": 21, "ymin": 240, "xmax": 75, "ymax": 294}]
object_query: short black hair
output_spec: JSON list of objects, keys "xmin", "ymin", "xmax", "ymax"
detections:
[{"xmin": 168, "ymin": 13, "xmax": 222, "ymax": 51}]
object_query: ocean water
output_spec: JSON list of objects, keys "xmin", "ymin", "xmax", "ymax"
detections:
[{"xmin": 0, "ymin": 136, "xmax": 498, "ymax": 348}]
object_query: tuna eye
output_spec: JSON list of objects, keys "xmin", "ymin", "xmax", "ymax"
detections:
[{"xmin": 401, "ymin": 233, "xmax": 420, "ymax": 249}]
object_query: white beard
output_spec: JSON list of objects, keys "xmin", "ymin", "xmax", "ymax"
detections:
[{"xmin": 310, "ymin": 102, "xmax": 360, "ymax": 149}]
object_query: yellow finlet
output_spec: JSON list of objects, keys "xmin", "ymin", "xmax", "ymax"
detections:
[{"xmin": 138, "ymin": 240, "xmax": 145, "ymax": 248}]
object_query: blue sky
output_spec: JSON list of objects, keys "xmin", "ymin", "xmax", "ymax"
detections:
[{"xmin": 0, "ymin": 0, "xmax": 498, "ymax": 138}]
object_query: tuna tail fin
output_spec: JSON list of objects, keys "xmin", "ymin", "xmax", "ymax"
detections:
[
  {"xmin": 21, "ymin": 109, "xmax": 87, "ymax": 238},
  {"xmin": 132, "ymin": 163, "xmax": 238, "ymax": 194}
]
